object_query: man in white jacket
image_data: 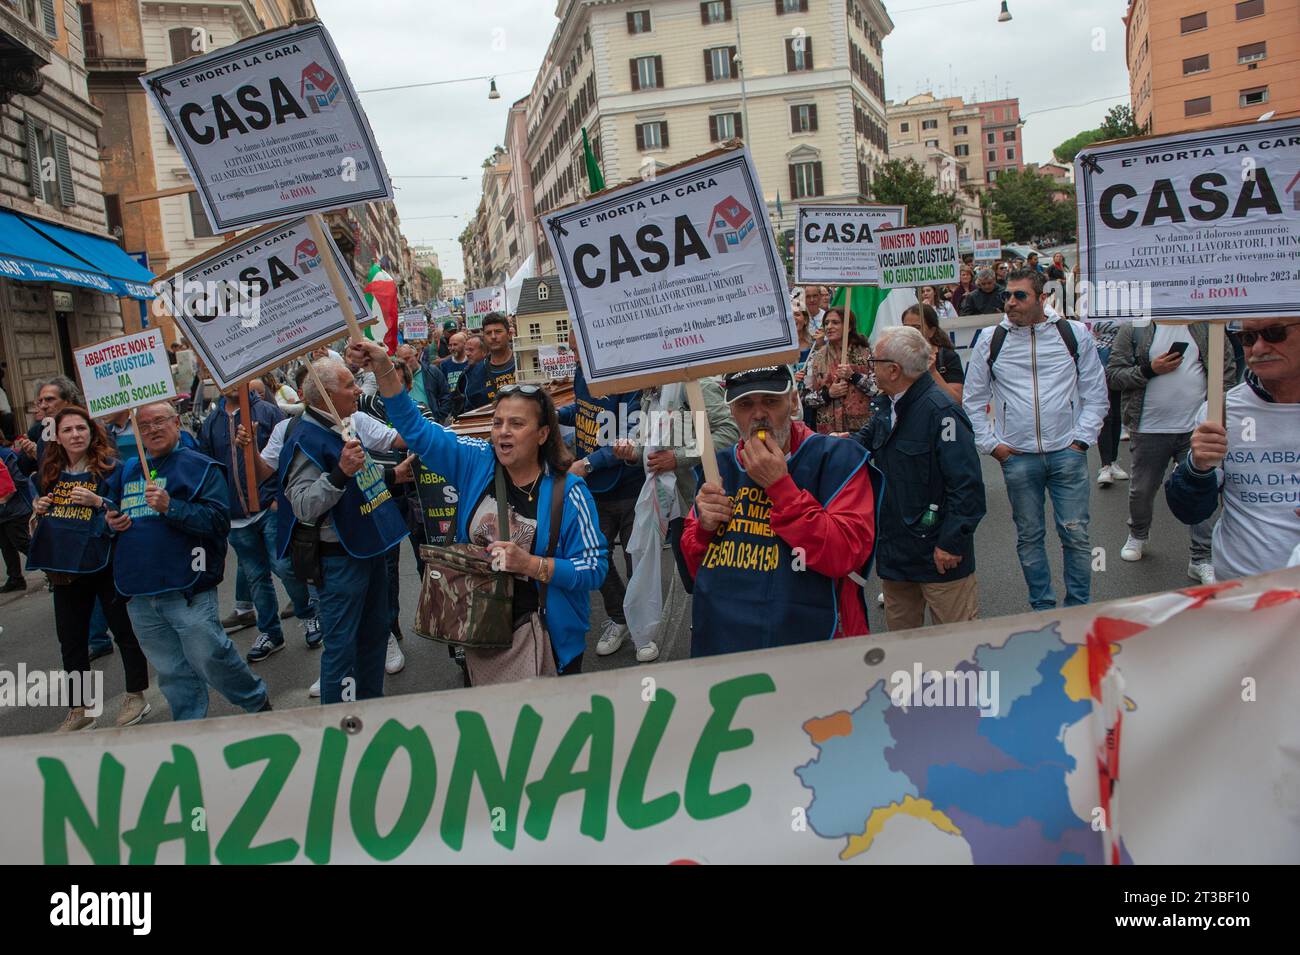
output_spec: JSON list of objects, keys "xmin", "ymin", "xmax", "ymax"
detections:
[{"xmin": 962, "ymin": 268, "xmax": 1109, "ymax": 611}]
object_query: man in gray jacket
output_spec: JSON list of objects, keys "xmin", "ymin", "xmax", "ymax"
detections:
[{"xmin": 1106, "ymin": 321, "xmax": 1235, "ymax": 584}]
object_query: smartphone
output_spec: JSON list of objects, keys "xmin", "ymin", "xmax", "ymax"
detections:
[{"xmin": 1167, "ymin": 341, "xmax": 1190, "ymax": 358}]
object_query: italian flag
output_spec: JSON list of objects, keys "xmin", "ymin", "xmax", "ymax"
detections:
[
  {"xmin": 363, "ymin": 262, "xmax": 399, "ymax": 354},
  {"xmin": 830, "ymin": 285, "xmax": 919, "ymax": 344}
]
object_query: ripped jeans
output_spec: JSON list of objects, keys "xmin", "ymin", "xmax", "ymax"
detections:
[{"xmin": 1001, "ymin": 447, "xmax": 1092, "ymax": 611}]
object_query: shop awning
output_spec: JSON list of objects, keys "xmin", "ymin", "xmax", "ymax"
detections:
[{"xmin": 0, "ymin": 209, "xmax": 155, "ymax": 300}]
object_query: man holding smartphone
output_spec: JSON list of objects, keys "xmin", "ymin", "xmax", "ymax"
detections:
[{"xmin": 1105, "ymin": 321, "xmax": 1236, "ymax": 583}]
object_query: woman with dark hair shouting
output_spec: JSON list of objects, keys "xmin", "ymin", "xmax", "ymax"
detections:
[
  {"xmin": 27, "ymin": 406, "xmax": 150, "ymax": 730},
  {"xmin": 347, "ymin": 337, "xmax": 607, "ymax": 683}
]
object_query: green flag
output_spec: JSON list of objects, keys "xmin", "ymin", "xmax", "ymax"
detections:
[
  {"xmin": 830, "ymin": 285, "xmax": 892, "ymax": 340},
  {"xmin": 582, "ymin": 127, "xmax": 604, "ymax": 192}
]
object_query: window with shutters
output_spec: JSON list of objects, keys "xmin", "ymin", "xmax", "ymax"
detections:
[
  {"xmin": 39, "ymin": 0, "xmax": 58, "ymax": 37},
  {"xmin": 785, "ymin": 36, "xmax": 813, "ymax": 71},
  {"xmin": 1236, "ymin": 0, "xmax": 1263, "ymax": 19},
  {"xmin": 1003, "ymin": 129, "xmax": 1016, "ymax": 141},
  {"xmin": 705, "ymin": 46, "xmax": 734, "ymax": 81},
  {"xmin": 188, "ymin": 191, "xmax": 214, "ymax": 239},
  {"xmin": 922, "ymin": 119, "xmax": 938, "ymax": 130},
  {"xmin": 858, "ymin": 161, "xmax": 869, "ymax": 197},
  {"xmin": 627, "ymin": 10, "xmax": 651, "ymax": 33},
  {"xmin": 631, "ymin": 56, "xmax": 662, "ymax": 90},
  {"xmin": 79, "ymin": 3, "xmax": 99, "ymax": 58},
  {"xmin": 925, "ymin": 139, "xmax": 939, "ymax": 148},
  {"xmin": 1006, "ymin": 147, "xmax": 1015, "ymax": 160},
  {"xmin": 25, "ymin": 119, "xmax": 53, "ymax": 203},
  {"xmin": 953, "ymin": 125, "xmax": 968, "ymax": 135},
  {"xmin": 900, "ymin": 122, "xmax": 909, "ymax": 132},
  {"xmin": 169, "ymin": 27, "xmax": 209, "ymax": 64},
  {"xmin": 1239, "ymin": 86, "xmax": 1268, "ymax": 107},
  {"xmin": 1184, "ymin": 96, "xmax": 1211, "ymax": 117},
  {"xmin": 1183, "ymin": 53, "xmax": 1210, "ymax": 75},
  {"xmin": 701, "ymin": 1, "xmax": 730, "ymax": 24},
  {"xmin": 1180, "ymin": 11, "xmax": 1207, "ymax": 33},
  {"xmin": 790, "ymin": 104, "xmax": 817, "ymax": 133},
  {"xmin": 955, "ymin": 144, "xmax": 969, "ymax": 157},
  {"xmin": 988, "ymin": 150, "xmax": 996, "ymax": 162},
  {"xmin": 789, "ymin": 161, "xmax": 822, "ymax": 199},
  {"xmin": 636, "ymin": 121, "xmax": 667, "ymax": 151},
  {"xmin": 987, "ymin": 132, "xmax": 995, "ymax": 144},
  {"xmin": 776, "ymin": 0, "xmax": 807, "ymax": 13},
  {"xmin": 1238, "ymin": 41, "xmax": 1266, "ymax": 63},
  {"xmin": 710, "ymin": 112, "xmax": 740, "ymax": 142}
]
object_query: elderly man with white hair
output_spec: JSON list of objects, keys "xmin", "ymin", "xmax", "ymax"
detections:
[
  {"xmin": 275, "ymin": 358, "xmax": 409, "ymax": 705},
  {"xmin": 851, "ymin": 325, "xmax": 987, "ymax": 631}
]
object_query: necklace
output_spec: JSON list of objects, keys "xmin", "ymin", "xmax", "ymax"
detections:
[{"xmin": 511, "ymin": 471, "xmax": 542, "ymax": 502}]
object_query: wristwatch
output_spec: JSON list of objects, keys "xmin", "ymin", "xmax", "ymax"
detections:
[{"xmin": 1070, "ymin": 440, "xmax": 1089, "ymax": 452}]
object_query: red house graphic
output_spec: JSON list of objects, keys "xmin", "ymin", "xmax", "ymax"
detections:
[
  {"xmin": 707, "ymin": 196, "xmax": 756, "ymax": 253},
  {"xmin": 293, "ymin": 238, "xmax": 322, "ymax": 272},
  {"xmin": 300, "ymin": 62, "xmax": 340, "ymax": 111},
  {"xmin": 1286, "ymin": 170, "xmax": 1300, "ymax": 211}
]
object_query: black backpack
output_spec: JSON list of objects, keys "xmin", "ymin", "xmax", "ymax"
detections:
[{"xmin": 987, "ymin": 320, "xmax": 1079, "ymax": 382}]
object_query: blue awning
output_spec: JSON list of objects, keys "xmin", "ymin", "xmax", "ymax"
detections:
[{"xmin": 0, "ymin": 209, "xmax": 156, "ymax": 300}]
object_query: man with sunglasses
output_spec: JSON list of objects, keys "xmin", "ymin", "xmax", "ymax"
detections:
[
  {"xmin": 963, "ymin": 268, "xmax": 1109, "ymax": 611},
  {"xmin": 1166, "ymin": 319, "xmax": 1300, "ymax": 580}
]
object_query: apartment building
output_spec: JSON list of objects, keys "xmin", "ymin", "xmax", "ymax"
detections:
[
  {"xmin": 973, "ymin": 97, "xmax": 1022, "ymax": 182},
  {"xmin": 887, "ymin": 92, "xmax": 985, "ymax": 188},
  {"xmin": 1126, "ymin": 0, "xmax": 1298, "ymax": 134}
]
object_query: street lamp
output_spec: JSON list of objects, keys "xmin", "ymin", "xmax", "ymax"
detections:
[
  {"xmin": 488, "ymin": 78, "xmax": 500, "ymax": 100},
  {"xmin": 998, "ymin": 1, "xmax": 1012, "ymax": 22}
]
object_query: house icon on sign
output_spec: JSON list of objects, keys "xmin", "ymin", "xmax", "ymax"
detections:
[
  {"xmin": 300, "ymin": 62, "xmax": 340, "ymax": 111},
  {"xmin": 293, "ymin": 238, "xmax": 322, "ymax": 272},
  {"xmin": 707, "ymin": 196, "xmax": 756, "ymax": 254},
  {"xmin": 1286, "ymin": 170, "xmax": 1300, "ymax": 211}
]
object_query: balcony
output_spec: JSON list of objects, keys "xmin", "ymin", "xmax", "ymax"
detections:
[
  {"xmin": 0, "ymin": 6, "xmax": 51, "ymax": 106},
  {"xmin": 514, "ymin": 331, "xmax": 568, "ymax": 348},
  {"xmin": 81, "ymin": 31, "xmax": 147, "ymax": 73}
]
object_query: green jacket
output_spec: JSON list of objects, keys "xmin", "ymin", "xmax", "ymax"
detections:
[{"xmin": 1105, "ymin": 322, "xmax": 1236, "ymax": 433}]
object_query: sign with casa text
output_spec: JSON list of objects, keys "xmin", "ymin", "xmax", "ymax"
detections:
[
  {"xmin": 140, "ymin": 21, "xmax": 392, "ymax": 232},
  {"xmin": 465, "ymin": 286, "xmax": 506, "ymax": 330},
  {"xmin": 73, "ymin": 327, "xmax": 177, "ymax": 417},
  {"xmin": 1075, "ymin": 117, "xmax": 1300, "ymax": 320},
  {"xmin": 154, "ymin": 217, "xmax": 372, "ymax": 392},
  {"xmin": 794, "ymin": 203, "xmax": 906, "ymax": 286},
  {"xmin": 537, "ymin": 344, "xmax": 577, "ymax": 380},
  {"xmin": 877, "ymin": 223, "xmax": 961, "ymax": 287},
  {"xmin": 544, "ymin": 147, "xmax": 796, "ymax": 393}
]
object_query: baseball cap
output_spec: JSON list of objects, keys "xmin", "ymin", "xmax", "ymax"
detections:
[{"xmin": 723, "ymin": 365, "xmax": 793, "ymax": 403}]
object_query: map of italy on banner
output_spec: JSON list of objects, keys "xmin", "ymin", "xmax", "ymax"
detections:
[{"xmin": 1, "ymin": 570, "xmax": 1296, "ymax": 864}]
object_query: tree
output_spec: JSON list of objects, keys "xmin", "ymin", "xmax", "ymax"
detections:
[
  {"xmin": 1053, "ymin": 128, "xmax": 1105, "ymax": 164},
  {"xmin": 870, "ymin": 158, "xmax": 964, "ymax": 228},
  {"xmin": 423, "ymin": 266, "xmax": 442, "ymax": 301},
  {"xmin": 987, "ymin": 212, "xmax": 1016, "ymax": 244},
  {"xmin": 1099, "ymin": 104, "xmax": 1141, "ymax": 140},
  {"xmin": 988, "ymin": 168, "xmax": 1075, "ymax": 244}
]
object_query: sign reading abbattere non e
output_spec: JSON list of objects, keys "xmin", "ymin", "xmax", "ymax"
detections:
[
  {"xmin": 74, "ymin": 328, "xmax": 176, "ymax": 417},
  {"xmin": 140, "ymin": 21, "xmax": 392, "ymax": 232}
]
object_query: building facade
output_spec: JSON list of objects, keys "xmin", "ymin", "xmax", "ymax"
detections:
[
  {"xmin": 1125, "ymin": 0, "xmax": 1297, "ymax": 135},
  {"xmin": 513, "ymin": 274, "xmax": 571, "ymax": 384},
  {"xmin": 973, "ymin": 97, "xmax": 1023, "ymax": 183}
]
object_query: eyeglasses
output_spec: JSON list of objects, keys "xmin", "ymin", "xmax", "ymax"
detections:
[
  {"xmin": 496, "ymin": 384, "xmax": 543, "ymax": 397},
  {"xmin": 866, "ymin": 358, "xmax": 898, "ymax": 368},
  {"xmin": 1240, "ymin": 324, "xmax": 1297, "ymax": 348},
  {"xmin": 137, "ymin": 417, "xmax": 178, "ymax": 433}
]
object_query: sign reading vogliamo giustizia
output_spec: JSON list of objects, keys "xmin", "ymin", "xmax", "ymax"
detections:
[
  {"xmin": 544, "ymin": 148, "xmax": 795, "ymax": 390},
  {"xmin": 140, "ymin": 21, "xmax": 392, "ymax": 233},
  {"xmin": 1076, "ymin": 117, "xmax": 1300, "ymax": 320}
]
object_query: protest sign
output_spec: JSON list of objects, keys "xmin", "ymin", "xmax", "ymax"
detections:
[
  {"xmin": 429, "ymin": 301, "xmax": 452, "ymax": 321},
  {"xmin": 958, "ymin": 236, "xmax": 973, "ymax": 257},
  {"xmin": 794, "ymin": 203, "xmax": 906, "ymax": 285},
  {"xmin": 1075, "ymin": 116, "xmax": 1300, "ymax": 322},
  {"xmin": 73, "ymin": 328, "xmax": 176, "ymax": 418},
  {"xmin": 3, "ymin": 567, "xmax": 1297, "ymax": 864},
  {"xmin": 154, "ymin": 216, "xmax": 371, "ymax": 392},
  {"xmin": 140, "ymin": 21, "xmax": 392, "ymax": 233},
  {"xmin": 876, "ymin": 224, "xmax": 960, "ymax": 287},
  {"xmin": 400, "ymin": 311, "xmax": 429, "ymax": 341},
  {"xmin": 543, "ymin": 147, "xmax": 796, "ymax": 395},
  {"xmin": 974, "ymin": 239, "xmax": 1001, "ymax": 261},
  {"xmin": 465, "ymin": 286, "xmax": 506, "ymax": 330},
  {"xmin": 537, "ymin": 343, "xmax": 577, "ymax": 380}
]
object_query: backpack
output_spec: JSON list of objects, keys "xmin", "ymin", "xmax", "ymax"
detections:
[{"xmin": 987, "ymin": 320, "xmax": 1079, "ymax": 382}]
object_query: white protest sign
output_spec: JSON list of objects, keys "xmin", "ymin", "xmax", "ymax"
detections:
[
  {"xmin": 543, "ymin": 147, "xmax": 796, "ymax": 392},
  {"xmin": 155, "ymin": 217, "xmax": 371, "ymax": 391},
  {"xmin": 1076, "ymin": 117, "xmax": 1300, "ymax": 320},
  {"xmin": 876, "ymin": 223, "xmax": 960, "ymax": 287},
  {"xmin": 429, "ymin": 301, "xmax": 452, "ymax": 321},
  {"xmin": 140, "ymin": 21, "xmax": 392, "ymax": 233},
  {"xmin": 794, "ymin": 203, "xmax": 906, "ymax": 285},
  {"xmin": 537, "ymin": 344, "xmax": 577, "ymax": 380},
  {"xmin": 73, "ymin": 328, "xmax": 177, "ymax": 417},
  {"xmin": 465, "ymin": 286, "xmax": 506, "ymax": 330},
  {"xmin": 974, "ymin": 239, "xmax": 1002, "ymax": 261},
  {"xmin": 959, "ymin": 235, "xmax": 973, "ymax": 257},
  {"xmin": 400, "ymin": 311, "xmax": 429, "ymax": 341}
]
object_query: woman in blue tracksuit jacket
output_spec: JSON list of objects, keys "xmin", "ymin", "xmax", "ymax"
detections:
[{"xmin": 349, "ymin": 338, "xmax": 608, "ymax": 675}]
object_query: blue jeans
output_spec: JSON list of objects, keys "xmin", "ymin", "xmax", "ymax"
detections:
[
  {"xmin": 316, "ymin": 552, "xmax": 390, "ymax": 705},
  {"xmin": 88, "ymin": 598, "xmax": 112, "ymax": 654},
  {"xmin": 228, "ymin": 509, "xmax": 314, "ymax": 640},
  {"xmin": 127, "ymin": 587, "xmax": 268, "ymax": 720},
  {"xmin": 1001, "ymin": 448, "xmax": 1092, "ymax": 611}
]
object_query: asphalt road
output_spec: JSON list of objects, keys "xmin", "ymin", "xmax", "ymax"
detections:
[{"xmin": 0, "ymin": 440, "xmax": 1203, "ymax": 737}]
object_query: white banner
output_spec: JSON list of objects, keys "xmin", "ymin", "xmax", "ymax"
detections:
[
  {"xmin": 140, "ymin": 21, "xmax": 392, "ymax": 233},
  {"xmin": 429, "ymin": 302, "xmax": 452, "ymax": 321},
  {"xmin": 400, "ymin": 311, "xmax": 429, "ymax": 341},
  {"xmin": 794, "ymin": 203, "xmax": 906, "ymax": 285},
  {"xmin": 877, "ymin": 224, "xmax": 961, "ymax": 287},
  {"xmin": 974, "ymin": 239, "xmax": 1002, "ymax": 262},
  {"xmin": 544, "ymin": 148, "xmax": 795, "ymax": 391},
  {"xmin": 537, "ymin": 343, "xmax": 577, "ymax": 380},
  {"xmin": 465, "ymin": 286, "xmax": 506, "ymax": 330},
  {"xmin": 156, "ymin": 217, "xmax": 371, "ymax": 391},
  {"xmin": 3, "ymin": 569, "xmax": 1297, "ymax": 863},
  {"xmin": 1075, "ymin": 117, "xmax": 1300, "ymax": 320},
  {"xmin": 73, "ymin": 328, "xmax": 177, "ymax": 417}
]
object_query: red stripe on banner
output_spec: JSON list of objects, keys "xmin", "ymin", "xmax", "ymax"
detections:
[
  {"xmin": 1253, "ymin": 589, "xmax": 1300, "ymax": 610},
  {"xmin": 1178, "ymin": 580, "xmax": 1241, "ymax": 608}
]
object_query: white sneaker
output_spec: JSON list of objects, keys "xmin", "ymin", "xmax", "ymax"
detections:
[
  {"xmin": 596, "ymin": 619, "xmax": 628, "ymax": 656},
  {"xmin": 309, "ymin": 677, "xmax": 320, "ymax": 698},
  {"xmin": 1187, "ymin": 561, "xmax": 1216, "ymax": 585},
  {"xmin": 1097, "ymin": 465, "xmax": 1114, "ymax": 487},
  {"xmin": 385, "ymin": 634, "xmax": 406, "ymax": 674},
  {"xmin": 1120, "ymin": 534, "xmax": 1146, "ymax": 562},
  {"xmin": 636, "ymin": 641, "xmax": 660, "ymax": 663},
  {"xmin": 1109, "ymin": 462, "xmax": 1129, "ymax": 480},
  {"xmin": 1120, "ymin": 428, "xmax": 1130, "ymax": 441}
]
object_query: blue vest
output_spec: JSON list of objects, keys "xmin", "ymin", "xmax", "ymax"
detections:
[
  {"xmin": 0, "ymin": 446, "xmax": 32, "ymax": 520},
  {"xmin": 26, "ymin": 467, "xmax": 118, "ymax": 575},
  {"xmin": 275, "ymin": 415, "xmax": 408, "ymax": 559},
  {"xmin": 692, "ymin": 433, "xmax": 870, "ymax": 657},
  {"xmin": 112, "ymin": 447, "xmax": 226, "ymax": 597},
  {"xmin": 414, "ymin": 458, "xmax": 459, "ymax": 543},
  {"xmin": 569, "ymin": 372, "xmax": 643, "ymax": 497}
]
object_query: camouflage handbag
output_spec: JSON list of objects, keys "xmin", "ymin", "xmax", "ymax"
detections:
[{"xmin": 414, "ymin": 466, "xmax": 514, "ymax": 648}]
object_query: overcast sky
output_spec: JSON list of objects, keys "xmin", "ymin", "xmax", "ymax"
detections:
[{"xmin": 317, "ymin": 0, "xmax": 1131, "ymax": 281}]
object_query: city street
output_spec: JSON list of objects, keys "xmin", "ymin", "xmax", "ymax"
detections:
[{"xmin": 0, "ymin": 443, "xmax": 1203, "ymax": 736}]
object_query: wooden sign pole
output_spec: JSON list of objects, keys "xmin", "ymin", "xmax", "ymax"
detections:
[
  {"xmin": 128, "ymin": 408, "xmax": 153, "ymax": 483},
  {"xmin": 1206, "ymin": 322, "xmax": 1227, "ymax": 427},
  {"xmin": 236, "ymin": 382, "xmax": 260, "ymax": 512},
  {"xmin": 307, "ymin": 213, "xmax": 367, "ymax": 342},
  {"xmin": 304, "ymin": 358, "xmax": 353, "ymax": 439},
  {"xmin": 836, "ymin": 287, "xmax": 855, "ymax": 433},
  {"xmin": 684, "ymin": 379, "xmax": 722, "ymax": 487}
]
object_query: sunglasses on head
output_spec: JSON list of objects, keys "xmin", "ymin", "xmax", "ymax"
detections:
[
  {"xmin": 496, "ymin": 383, "xmax": 543, "ymax": 397},
  {"xmin": 1240, "ymin": 324, "xmax": 1296, "ymax": 348}
]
